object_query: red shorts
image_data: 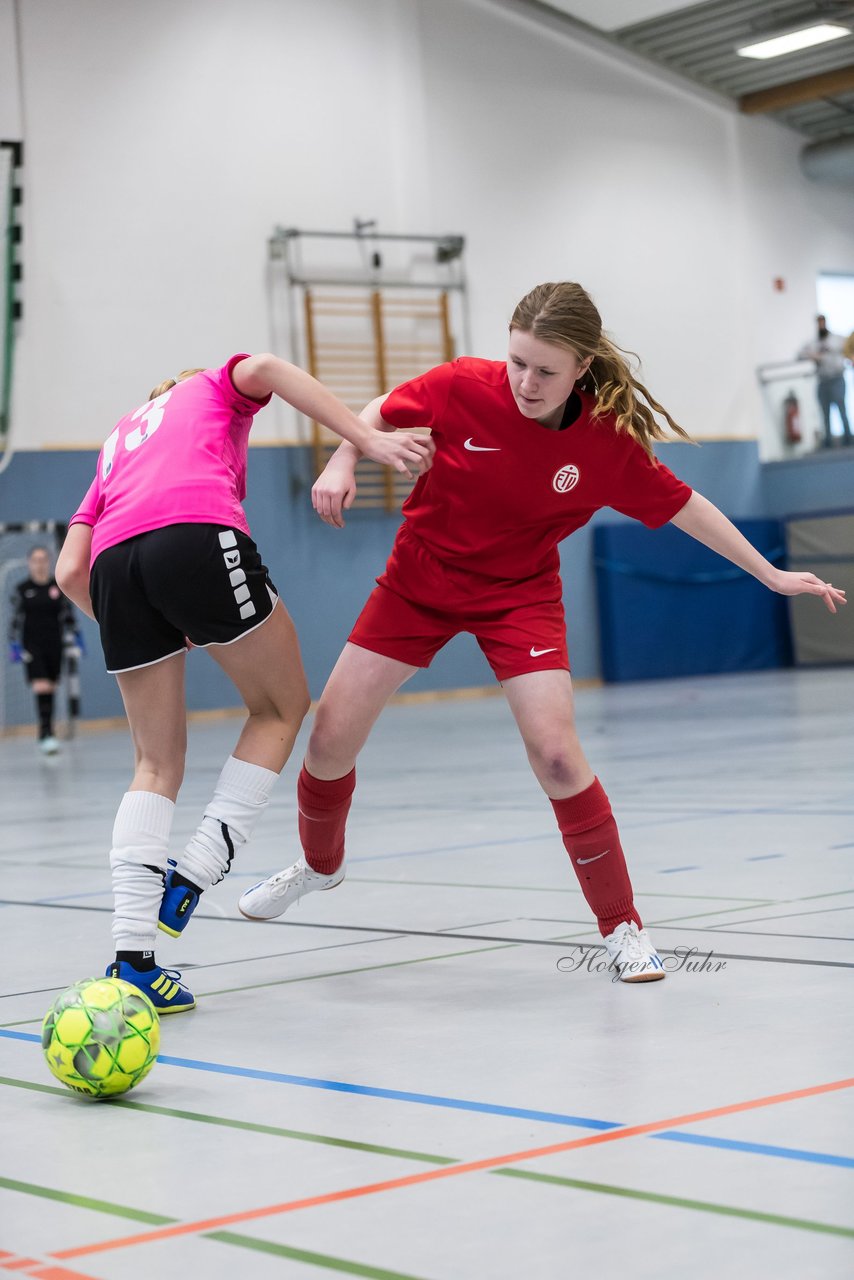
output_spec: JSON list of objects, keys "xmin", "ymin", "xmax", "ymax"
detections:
[{"xmin": 349, "ymin": 528, "xmax": 570, "ymax": 682}]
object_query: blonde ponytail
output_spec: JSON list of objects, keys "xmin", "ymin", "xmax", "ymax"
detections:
[
  {"xmin": 582, "ymin": 335, "xmax": 692, "ymax": 458},
  {"xmin": 146, "ymin": 368, "xmax": 205, "ymax": 402},
  {"xmin": 510, "ymin": 283, "xmax": 693, "ymax": 460}
]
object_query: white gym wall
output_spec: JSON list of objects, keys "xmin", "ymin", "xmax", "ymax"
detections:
[{"xmin": 0, "ymin": 0, "xmax": 851, "ymax": 450}]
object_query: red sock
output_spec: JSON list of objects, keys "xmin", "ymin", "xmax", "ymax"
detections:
[
  {"xmin": 550, "ymin": 778, "xmax": 641, "ymax": 937},
  {"xmin": 297, "ymin": 765, "xmax": 356, "ymax": 875}
]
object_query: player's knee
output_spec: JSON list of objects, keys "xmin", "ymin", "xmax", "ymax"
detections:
[
  {"xmin": 256, "ymin": 689, "xmax": 311, "ymax": 734},
  {"xmin": 528, "ymin": 742, "xmax": 586, "ymax": 791},
  {"xmin": 255, "ymin": 672, "xmax": 311, "ymax": 727},
  {"xmin": 305, "ymin": 707, "xmax": 348, "ymax": 769},
  {"xmin": 294, "ymin": 686, "xmax": 312, "ymax": 723}
]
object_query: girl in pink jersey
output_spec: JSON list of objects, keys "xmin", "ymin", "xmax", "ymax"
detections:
[
  {"xmin": 56, "ymin": 353, "xmax": 433, "ymax": 1011},
  {"xmin": 196, "ymin": 286, "xmax": 846, "ymax": 984}
]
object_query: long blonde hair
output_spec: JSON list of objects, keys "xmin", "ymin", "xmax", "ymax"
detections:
[
  {"xmin": 510, "ymin": 283, "xmax": 692, "ymax": 459},
  {"xmin": 147, "ymin": 368, "xmax": 205, "ymax": 401}
]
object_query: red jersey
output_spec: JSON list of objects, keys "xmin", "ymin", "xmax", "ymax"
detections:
[{"xmin": 381, "ymin": 358, "xmax": 691, "ymax": 582}]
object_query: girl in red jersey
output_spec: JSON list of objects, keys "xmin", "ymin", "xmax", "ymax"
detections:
[
  {"xmin": 56, "ymin": 354, "xmax": 433, "ymax": 1012},
  {"xmin": 230, "ymin": 282, "xmax": 845, "ymax": 983}
]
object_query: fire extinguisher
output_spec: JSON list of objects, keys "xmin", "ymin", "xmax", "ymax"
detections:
[{"xmin": 783, "ymin": 390, "xmax": 802, "ymax": 444}]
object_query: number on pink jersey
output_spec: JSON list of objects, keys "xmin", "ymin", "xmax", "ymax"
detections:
[
  {"xmin": 101, "ymin": 390, "xmax": 173, "ymax": 483},
  {"xmin": 101, "ymin": 426, "xmax": 120, "ymax": 481},
  {"xmin": 125, "ymin": 390, "xmax": 172, "ymax": 451}
]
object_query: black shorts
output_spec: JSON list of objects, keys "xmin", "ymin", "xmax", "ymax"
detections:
[
  {"xmin": 24, "ymin": 645, "xmax": 63, "ymax": 684},
  {"xmin": 90, "ymin": 524, "xmax": 278, "ymax": 674}
]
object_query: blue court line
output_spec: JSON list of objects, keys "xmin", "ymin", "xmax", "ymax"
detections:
[
  {"xmin": 745, "ymin": 855, "xmax": 784, "ymax": 862},
  {"xmin": 0, "ymin": 1029, "xmax": 614, "ymax": 1131},
  {"xmin": 830, "ymin": 842, "xmax": 854, "ymax": 850},
  {"xmin": 653, "ymin": 1131, "xmax": 854, "ymax": 1168},
  {"xmin": 659, "ymin": 866, "xmax": 701, "ymax": 874},
  {"xmin": 3, "ymin": 1029, "xmax": 852, "ymax": 1171},
  {"xmin": 345, "ymin": 804, "xmax": 854, "ymax": 864},
  {"xmin": 155, "ymin": 1056, "xmax": 620, "ymax": 1129},
  {"xmin": 347, "ymin": 833, "xmax": 556, "ymax": 863}
]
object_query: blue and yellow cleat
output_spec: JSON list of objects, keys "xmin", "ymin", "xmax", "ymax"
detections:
[
  {"xmin": 158, "ymin": 861, "xmax": 201, "ymax": 938},
  {"xmin": 106, "ymin": 961, "xmax": 195, "ymax": 1013}
]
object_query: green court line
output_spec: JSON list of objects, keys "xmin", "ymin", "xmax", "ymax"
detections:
[
  {"xmin": 0, "ymin": 943, "xmax": 519, "ymax": 1025},
  {"xmin": 0, "ymin": 1175, "xmax": 173, "ymax": 1225},
  {"xmin": 347, "ymin": 877, "xmax": 774, "ymax": 903},
  {"xmin": 0, "ymin": 1176, "xmax": 433, "ymax": 1279},
  {"xmin": 648, "ymin": 889, "xmax": 854, "ymax": 927},
  {"xmin": 496, "ymin": 1168, "xmax": 854, "ymax": 1239},
  {"xmin": 648, "ymin": 903, "xmax": 782, "ymax": 925},
  {"xmin": 199, "ymin": 941, "xmax": 517, "ymax": 999},
  {"xmin": 0, "ymin": 1076, "xmax": 456, "ymax": 1166},
  {"xmin": 780, "ymin": 889, "xmax": 854, "ymax": 903},
  {"xmin": 205, "ymin": 1231, "xmax": 433, "ymax": 1278},
  {"xmin": 3, "ymin": 1156, "xmax": 851, "ymax": 1266}
]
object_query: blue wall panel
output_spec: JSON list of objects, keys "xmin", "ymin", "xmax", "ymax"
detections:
[
  {"xmin": 0, "ymin": 446, "xmax": 494, "ymax": 725},
  {"xmin": 594, "ymin": 519, "xmax": 792, "ymax": 682},
  {"xmin": 2, "ymin": 437, "xmax": 844, "ymax": 725},
  {"xmin": 761, "ymin": 450, "xmax": 854, "ymax": 520}
]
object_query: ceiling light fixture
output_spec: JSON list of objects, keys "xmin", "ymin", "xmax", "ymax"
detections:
[{"xmin": 736, "ymin": 22, "xmax": 850, "ymax": 59}]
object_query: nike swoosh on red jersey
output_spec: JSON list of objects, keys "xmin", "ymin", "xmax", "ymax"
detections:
[
  {"xmin": 464, "ymin": 438, "xmax": 501, "ymax": 452},
  {"xmin": 529, "ymin": 646, "xmax": 558, "ymax": 657}
]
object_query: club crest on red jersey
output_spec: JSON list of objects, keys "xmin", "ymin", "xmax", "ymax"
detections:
[{"xmin": 552, "ymin": 464, "xmax": 579, "ymax": 493}]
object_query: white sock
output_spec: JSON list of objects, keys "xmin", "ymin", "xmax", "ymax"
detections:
[
  {"xmin": 110, "ymin": 791, "xmax": 175, "ymax": 954},
  {"xmin": 177, "ymin": 756, "xmax": 278, "ymax": 892}
]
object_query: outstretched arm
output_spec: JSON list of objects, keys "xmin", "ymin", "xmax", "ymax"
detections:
[
  {"xmin": 670, "ymin": 492, "xmax": 846, "ymax": 614},
  {"xmin": 231, "ymin": 356, "xmax": 432, "ymax": 480},
  {"xmin": 312, "ymin": 395, "xmax": 400, "ymax": 528}
]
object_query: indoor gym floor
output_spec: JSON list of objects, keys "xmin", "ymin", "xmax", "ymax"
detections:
[{"xmin": 1, "ymin": 666, "xmax": 852, "ymax": 1279}]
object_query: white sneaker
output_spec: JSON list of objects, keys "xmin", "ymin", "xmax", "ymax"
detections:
[
  {"xmin": 603, "ymin": 921, "xmax": 666, "ymax": 983},
  {"xmin": 238, "ymin": 856, "xmax": 344, "ymax": 921},
  {"xmin": 39, "ymin": 736, "xmax": 60, "ymax": 755}
]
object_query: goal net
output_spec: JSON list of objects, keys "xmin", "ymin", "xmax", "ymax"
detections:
[{"xmin": 0, "ymin": 521, "xmax": 81, "ymax": 735}]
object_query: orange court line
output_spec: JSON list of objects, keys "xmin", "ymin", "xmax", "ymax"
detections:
[
  {"xmin": 28, "ymin": 1268, "xmax": 104, "ymax": 1280},
  {"xmin": 0, "ymin": 1262, "xmax": 100, "ymax": 1280},
  {"xmin": 0, "ymin": 1256, "xmax": 102, "ymax": 1279},
  {"xmin": 51, "ymin": 1075, "xmax": 854, "ymax": 1261}
]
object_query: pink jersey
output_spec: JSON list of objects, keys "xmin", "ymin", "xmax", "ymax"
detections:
[{"xmin": 69, "ymin": 355, "xmax": 271, "ymax": 566}]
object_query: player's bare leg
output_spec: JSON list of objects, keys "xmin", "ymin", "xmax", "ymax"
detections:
[
  {"xmin": 160, "ymin": 602, "xmax": 311, "ymax": 936},
  {"xmin": 209, "ymin": 600, "xmax": 311, "ymax": 773},
  {"xmin": 107, "ymin": 651, "xmax": 195, "ymax": 1010},
  {"xmin": 504, "ymin": 669, "xmax": 665, "ymax": 982},
  {"xmin": 239, "ymin": 643, "xmax": 417, "ymax": 920}
]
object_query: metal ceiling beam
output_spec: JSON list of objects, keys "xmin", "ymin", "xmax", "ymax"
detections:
[
  {"xmin": 739, "ymin": 64, "xmax": 854, "ymax": 112},
  {"xmin": 618, "ymin": 1, "xmax": 818, "ymax": 52}
]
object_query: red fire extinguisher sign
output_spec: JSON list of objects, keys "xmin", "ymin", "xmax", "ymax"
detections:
[{"xmin": 783, "ymin": 390, "xmax": 802, "ymax": 444}]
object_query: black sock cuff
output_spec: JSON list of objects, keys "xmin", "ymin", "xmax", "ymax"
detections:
[
  {"xmin": 115, "ymin": 950, "xmax": 156, "ymax": 972},
  {"xmin": 172, "ymin": 872, "xmax": 202, "ymax": 894}
]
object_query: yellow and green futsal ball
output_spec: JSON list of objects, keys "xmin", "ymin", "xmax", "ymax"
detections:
[{"xmin": 41, "ymin": 976, "xmax": 160, "ymax": 1098}]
